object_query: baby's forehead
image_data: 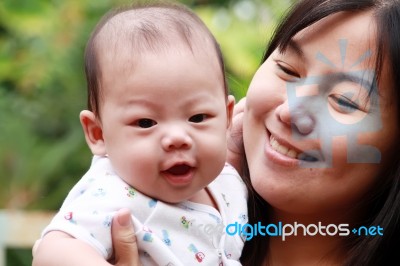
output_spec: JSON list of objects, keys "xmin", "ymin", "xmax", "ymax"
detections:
[{"xmin": 94, "ymin": 7, "xmax": 216, "ymax": 60}]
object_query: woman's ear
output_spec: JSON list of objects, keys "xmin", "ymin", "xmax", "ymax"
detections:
[
  {"xmin": 80, "ymin": 110, "xmax": 106, "ymax": 155},
  {"xmin": 226, "ymin": 95, "xmax": 235, "ymax": 129}
]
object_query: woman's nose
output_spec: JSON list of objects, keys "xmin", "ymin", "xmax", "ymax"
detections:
[
  {"xmin": 276, "ymin": 100, "xmax": 292, "ymax": 125},
  {"xmin": 277, "ymin": 100, "xmax": 315, "ymax": 135},
  {"xmin": 161, "ymin": 128, "xmax": 193, "ymax": 151}
]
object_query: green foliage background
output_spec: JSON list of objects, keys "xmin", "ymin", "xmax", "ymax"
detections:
[
  {"xmin": 0, "ymin": 0, "xmax": 292, "ymax": 211},
  {"xmin": 0, "ymin": 0, "xmax": 292, "ymax": 264}
]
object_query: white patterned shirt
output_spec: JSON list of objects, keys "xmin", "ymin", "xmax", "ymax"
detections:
[{"xmin": 42, "ymin": 156, "xmax": 248, "ymax": 265}]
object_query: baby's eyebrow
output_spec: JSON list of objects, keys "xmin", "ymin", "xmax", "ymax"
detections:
[{"xmin": 125, "ymin": 98, "xmax": 159, "ymax": 108}]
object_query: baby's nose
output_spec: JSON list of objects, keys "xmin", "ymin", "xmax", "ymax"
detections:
[{"xmin": 161, "ymin": 128, "xmax": 193, "ymax": 151}]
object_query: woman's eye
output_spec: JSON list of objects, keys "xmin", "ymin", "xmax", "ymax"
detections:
[
  {"xmin": 189, "ymin": 114, "xmax": 208, "ymax": 123},
  {"xmin": 135, "ymin": 118, "xmax": 157, "ymax": 128},
  {"xmin": 329, "ymin": 95, "xmax": 360, "ymax": 113},
  {"xmin": 276, "ymin": 62, "xmax": 300, "ymax": 79}
]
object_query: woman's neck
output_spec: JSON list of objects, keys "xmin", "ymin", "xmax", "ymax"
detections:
[{"xmin": 267, "ymin": 232, "xmax": 345, "ymax": 265}]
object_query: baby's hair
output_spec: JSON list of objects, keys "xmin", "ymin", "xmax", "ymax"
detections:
[{"xmin": 84, "ymin": 0, "xmax": 227, "ymax": 118}]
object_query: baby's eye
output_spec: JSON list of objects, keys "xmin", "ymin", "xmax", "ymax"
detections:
[
  {"xmin": 135, "ymin": 118, "xmax": 157, "ymax": 128},
  {"xmin": 329, "ymin": 94, "xmax": 361, "ymax": 113},
  {"xmin": 189, "ymin": 114, "xmax": 208, "ymax": 123}
]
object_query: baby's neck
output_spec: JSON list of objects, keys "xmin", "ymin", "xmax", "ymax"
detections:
[{"xmin": 188, "ymin": 188, "xmax": 218, "ymax": 210}]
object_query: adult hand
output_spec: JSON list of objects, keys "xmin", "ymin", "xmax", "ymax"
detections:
[
  {"xmin": 227, "ymin": 97, "xmax": 246, "ymax": 173},
  {"xmin": 110, "ymin": 209, "xmax": 141, "ymax": 266},
  {"xmin": 32, "ymin": 209, "xmax": 140, "ymax": 266}
]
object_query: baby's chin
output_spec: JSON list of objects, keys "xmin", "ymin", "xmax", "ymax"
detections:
[{"xmin": 140, "ymin": 188, "xmax": 196, "ymax": 204}]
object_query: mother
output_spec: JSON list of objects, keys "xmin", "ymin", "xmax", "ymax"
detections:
[
  {"xmin": 238, "ymin": 0, "xmax": 400, "ymax": 265},
  {"xmin": 111, "ymin": 0, "xmax": 400, "ymax": 265}
]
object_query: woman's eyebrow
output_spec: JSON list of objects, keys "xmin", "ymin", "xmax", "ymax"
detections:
[
  {"xmin": 319, "ymin": 71, "xmax": 375, "ymax": 93},
  {"xmin": 287, "ymin": 39, "xmax": 305, "ymax": 59}
]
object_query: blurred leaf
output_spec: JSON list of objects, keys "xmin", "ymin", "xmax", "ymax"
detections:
[
  {"xmin": 0, "ymin": 0, "xmax": 292, "ymax": 209},
  {"xmin": 0, "ymin": 1, "xmax": 293, "ymax": 264}
]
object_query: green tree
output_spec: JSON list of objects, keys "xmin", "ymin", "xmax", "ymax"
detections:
[
  {"xmin": 0, "ymin": 0, "xmax": 291, "ymax": 211},
  {"xmin": 0, "ymin": 1, "xmax": 292, "ymax": 264}
]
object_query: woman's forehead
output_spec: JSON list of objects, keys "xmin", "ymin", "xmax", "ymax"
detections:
[
  {"xmin": 295, "ymin": 11, "xmax": 376, "ymax": 48},
  {"xmin": 285, "ymin": 11, "xmax": 378, "ymax": 75}
]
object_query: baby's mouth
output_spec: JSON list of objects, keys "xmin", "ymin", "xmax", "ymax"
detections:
[
  {"xmin": 165, "ymin": 164, "xmax": 193, "ymax": 175},
  {"xmin": 161, "ymin": 163, "xmax": 195, "ymax": 186}
]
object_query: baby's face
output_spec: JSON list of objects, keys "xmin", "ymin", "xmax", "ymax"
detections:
[{"xmin": 97, "ymin": 45, "xmax": 232, "ymax": 203}]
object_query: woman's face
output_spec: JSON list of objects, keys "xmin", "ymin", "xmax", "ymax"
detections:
[{"xmin": 243, "ymin": 11, "xmax": 399, "ymax": 218}]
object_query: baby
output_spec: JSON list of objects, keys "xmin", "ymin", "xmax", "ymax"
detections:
[{"xmin": 33, "ymin": 1, "xmax": 247, "ymax": 266}]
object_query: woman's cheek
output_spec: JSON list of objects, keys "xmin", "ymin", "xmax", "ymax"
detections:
[{"xmin": 246, "ymin": 77, "xmax": 284, "ymax": 117}]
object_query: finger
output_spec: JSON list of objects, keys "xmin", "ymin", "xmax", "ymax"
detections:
[
  {"xmin": 233, "ymin": 97, "xmax": 246, "ymax": 116},
  {"xmin": 112, "ymin": 209, "xmax": 140, "ymax": 266},
  {"xmin": 228, "ymin": 111, "xmax": 244, "ymax": 152},
  {"xmin": 227, "ymin": 110, "xmax": 244, "ymax": 171}
]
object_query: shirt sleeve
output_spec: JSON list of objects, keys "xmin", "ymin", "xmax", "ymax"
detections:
[{"xmin": 41, "ymin": 156, "xmax": 134, "ymax": 259}]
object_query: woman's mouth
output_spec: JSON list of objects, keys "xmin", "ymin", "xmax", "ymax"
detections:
[
  {"xmin": 270, "ymin": 135, "xmax": 298, "ymax": 158},
  {"xmin": 269, "ymin": 135, "xmax": 318, "ymax": 162}
]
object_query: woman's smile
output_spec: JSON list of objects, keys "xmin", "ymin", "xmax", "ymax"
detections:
[{"xmin": 244, "ymin": 10, "xmax": 399, "ymax": 216}]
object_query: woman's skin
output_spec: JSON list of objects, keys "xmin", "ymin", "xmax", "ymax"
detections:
[
  {"xmin": 243, "ymin": 10, "xmax": 399, "ymax": 265},
  {"xmin": 33, "ymin": 209, "xmax": 140, "ymax": 266},
  {"xmin": 109, "ymin": 209, "xmax": 140, "ymax": 266}
]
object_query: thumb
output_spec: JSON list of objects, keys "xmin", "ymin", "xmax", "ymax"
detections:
[{"xmin": 112, "ymin": 208, "xmax": 140, "ymax": 266}]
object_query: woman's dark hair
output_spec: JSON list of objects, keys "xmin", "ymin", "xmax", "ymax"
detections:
[{"xmin": 240, "ymin": 0, "xmax": 400, "ymax": 265}]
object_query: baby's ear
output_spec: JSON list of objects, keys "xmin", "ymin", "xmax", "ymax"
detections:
[
  {"xmin": 226, "ymin": 95, "xmax": 235, "ymax": 129},
  {"xmin": 80, "ymin": 110, "xmax": 106, "ymax": 155}
]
